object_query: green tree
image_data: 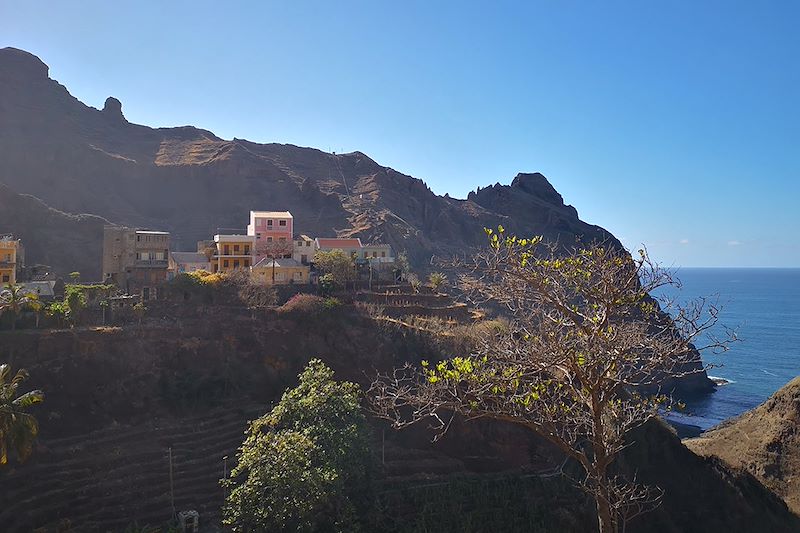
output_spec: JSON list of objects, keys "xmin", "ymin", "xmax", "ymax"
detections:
[
  {"xmin": 371, "ymin": 228, "xmax": 732, "ymax": 533},
  {"xmin": 314, "ymin": 250, "xmax": 356, "ymax": 291},
  {"xmin": 65, "ymin": 288, "xmax": 87, "ymax": 326},
  {"xmin": 427, "ymin": 271, "xmax": 448, "ymax": 293},
  {"xmin": 46, "ymin": 300, "xmax": 69, "ymax": 329},
  {"xmin": 0, "ymin": 364, "xmax": 44, "ymax": 465},
  {"xmin": 69, "ymin": 271, "xmax": 81, "ymax": 283},
  {"xmin": 223, "ymin": 359, "xmax": 372, "ymax": 532},
  {"xmin": 0, "ymin": 284, "xmax": 36, "ymax": 330}
]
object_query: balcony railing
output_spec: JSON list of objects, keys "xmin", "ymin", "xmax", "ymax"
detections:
[{"xmin": 134, "ymin": 259, "xmax": 168, "ymax": 268}]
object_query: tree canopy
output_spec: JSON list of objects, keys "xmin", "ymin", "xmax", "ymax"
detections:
[{"xmin": 223, "ymin": 359, "xmax": 372, "ymax": 532}]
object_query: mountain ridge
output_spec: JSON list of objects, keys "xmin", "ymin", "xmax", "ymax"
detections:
[{"xmin": 0, "ymin": 46, "xmax": 616, "ymax": 271}]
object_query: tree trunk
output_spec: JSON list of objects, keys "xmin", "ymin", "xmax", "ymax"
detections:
[{"xmin": 595, "ymin": 479, "xmax": 615, "ymax": 533}]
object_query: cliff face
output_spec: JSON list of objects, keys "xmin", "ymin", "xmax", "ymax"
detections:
[
  {"xmin": 0, "ymin": 47, "xmax": 616, "ymax": 270},
  {"xmin": 686, "ymin": 376, "xmax": 800, "ymax": 513}
]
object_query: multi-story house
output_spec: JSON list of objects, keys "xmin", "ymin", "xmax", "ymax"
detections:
[
  {"xmin": 212, "ymin": 234, "xmax": 256, "ymax": 273},
  {"xmin": 292, "ymin": 234, "xmax": 316, "ymax": 265},
  {"xmin": 247, "ymin": 211, "xmax": 293, "ymax": 261},
  {"xmin": 315, "ymin": 238, "xmax": 363, "ymax": 259},
  {"xmin": 360, "ymin": 243, "xmax": 394, "ymax": 264},
  {"xmin": 102, "ymin": 226, "xmax": 170, "ymax": 300},
  {"xmin": 0, "ymin": 235, "xmax": 21, "ymax": 285}
]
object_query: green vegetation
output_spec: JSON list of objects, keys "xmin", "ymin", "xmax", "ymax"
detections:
[
  {"xmin": 371, "ymin": 228, "xmax": 731, "ymax": 533},
  {"xmin": 314, "ymin": 249, "xmax": 356, "ymax": 290},
  {"xmin": 0, "ymin": 284, "xmax": 38, "ymax": 331},
  {"xmin": 0, "ymin": 364, "xmax": 44, "ymax": 466},
  {"xmin": 427, "ymin": 271, "xmax": 448, "ymax": 292},
  {"xmin": 68, "ymin": 271, "xmax": 81, "ymax": 282},
  {"xmin": 46, "ymin": 300, "xmax": 69, "ymax": 328},
  {"xmin": 223, "ymin": 359, "xmax": 372, "ymax": 532}
]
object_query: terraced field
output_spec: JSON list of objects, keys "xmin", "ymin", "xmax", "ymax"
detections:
[{"xmin": 0, "ymin": 405, "xmax": 262, "ymax": 532}]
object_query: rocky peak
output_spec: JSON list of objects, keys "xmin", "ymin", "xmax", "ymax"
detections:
[
  {"xmin": 101, "ymin": 96, "xmax": 126, "ymax": 122},
  {"xmin": 0, "ymin": 47, "xmax": 49, "ymax": 80},
  {"xmin": 510, "ymin": 172, "xmax": 565, "ymax": 206}
]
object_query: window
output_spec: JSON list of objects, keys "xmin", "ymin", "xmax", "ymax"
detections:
[
  {"xmin": 267, "ymin": 237, "xmax": 273, "ymax": 242},
  {"xmin": 381, "ymin": 251, "xmax": 386, "ymax": 257},
  {"xmin": 224, "ymin": 245, "xmax": 230, "ymax": 255},
  {"xmin": 233, "ymin": 260, "xmax": 240, "ymax": 268},
  {"xmin": 244, "ymin": 245, "xmax": 250, "ymax": 255},
  {"xmin": 1, "ymin": 275, "xmax": 8, "ymax": 283},
  {"xmin": 306, "ymin": 241, "xmax": 311, "ymax": 247},
  {"xmin": 223, "ymin": 260, "xmax": 229, "ymax": 268},
  {"xmin": 155, "ymin": 252, "xmax": 164, "ymax": 261},
  {"xmin": 267, "ymin": 220, "xmax": 273, "ymax": 226},
  {"xmin": 142, "ymin": 287, "xmax": 150, "ymax": 301},
  {"xmin": 279, "ymin": 220, "xmax": 287, "ymax": 227},
  {"xmin": 256, "ymin": 233, "xmax": 262, "ymax": 239},
  {"xmin": 234, "ymin": 244, "xmax": 240, "ymax": 252},
  {"xmin": 279, "ymin": 237, "xmax": 286, "ymax": 242},
  {"xmin": 373, "ymin": 252, "xmax": 378, "ymax": 258},
  {"xmin": 137, "ymin": 235, "xmax": 141, "ymax": 242},
  {"xmin": 301, "ymin": 254, "xmax": 308, "ymax": 264},
  {"xmin": 294, "ymin": 271, "xmax": 303, "ymax": 280}
]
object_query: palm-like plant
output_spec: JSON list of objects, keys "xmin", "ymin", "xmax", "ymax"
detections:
[
  {"xmin": 0, "ymin": 284, "xmax": 35, "ymax": 330},
  {"xmin": 427, "ymin": 272, "xmax": 448, "ymax": 293},
  {"xmin": 0, "ymin": 364, "xmax": 44, "ymax": 465}
]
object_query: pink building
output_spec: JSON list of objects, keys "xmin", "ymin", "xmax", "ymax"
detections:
[{"xmin": 247, "ymin": 211, "xmax": 294, "ymax": 261}]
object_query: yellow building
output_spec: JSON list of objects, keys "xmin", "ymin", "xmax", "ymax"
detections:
[
  {"xmin": 251, "ymin": 258, "xmax": 310, "ymax": 285},
  {"xmin": 212, "ymin": 234, "xmax": 256, "ymax": 273},
  {"xmin": 0, "ymin": 236, "xmax": 20, "ymax": 285}
]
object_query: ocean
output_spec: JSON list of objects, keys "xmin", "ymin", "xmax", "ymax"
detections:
[{"xmin": 658, "ymin": 268, "xmax": 800, "ymax": 431}]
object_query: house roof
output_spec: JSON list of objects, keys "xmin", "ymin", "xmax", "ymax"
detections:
[
  {"xmin": 250, "ymin": 211, "xmax": 293, "ymax": 218},
  {"xmin": 171, "ymin": 252, "xmax": 209, "ymax": 264},
  {"xmin": 18, "ymin": 281, "xmax": 56, "ymax": 297},
  {"xmin": 136, "ymin": 230, "xmax": 170, "ymax": 235},
  {"xmin": 253, "ymin": 257, "xmax": 306, "ymax": 269},
  {"xmin": 316, "ymin": 238, "xmax": 363, "ymax": 249},
  {"xmin": 293, "ymin": 234, "xmax": 314, "ymax": 242}
]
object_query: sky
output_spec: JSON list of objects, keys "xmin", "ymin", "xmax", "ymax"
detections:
[{"xmin": 1, "ymin": 1, "xmax": 799, "ymax": 267}]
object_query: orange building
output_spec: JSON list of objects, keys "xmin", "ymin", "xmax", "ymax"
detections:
[
  {"xmin": 0, "ymin": 236, "xmax": 20, "ymax": 285},
  {"xmin": 212, "ymin": 234, "xmax": 255, "ymax": 273}
]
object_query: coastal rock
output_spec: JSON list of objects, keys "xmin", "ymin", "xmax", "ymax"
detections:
[{"xmin": 686, "ymin": 375, "xmax": 800, "ymax": 513}]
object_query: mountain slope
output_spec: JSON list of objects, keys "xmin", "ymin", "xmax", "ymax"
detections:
[
  {"xmin": 686, "ymin": 376, "xmax": 800, "ymax": 513},
  {"xmin": 0, "ymin": 183, "xmax": 108, "ymax": 279},
  {"xmin": 0, "ymin": 46, "xmax": 616, "ymax": 266}
]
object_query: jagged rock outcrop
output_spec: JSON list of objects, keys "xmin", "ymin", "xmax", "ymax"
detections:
[
  {"xmin": 686, "ymin": 376, "xmax": 800, "ymax": 513},
  {"xmin": 0, "ymin": 47, "xmax": 616, "ymax": 270}
]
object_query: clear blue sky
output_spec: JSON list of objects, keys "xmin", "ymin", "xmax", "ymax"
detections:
[{"xmin": 2, "ymin": 1, "xmax": 798, "ymax": 267}]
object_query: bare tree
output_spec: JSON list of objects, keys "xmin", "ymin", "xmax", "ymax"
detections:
[
  {"xmin": 256, "ymin": 239, "xmax": 293, "ymax": 284},
  {"xmin": 369, "ymin": 227, "xmax": 733, "ymax": 533}
]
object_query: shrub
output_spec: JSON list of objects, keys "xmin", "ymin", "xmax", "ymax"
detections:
[
  {"xmin": 323, "ymin": 297, "xmax": 341, "ymax": 310},
  {"xmin": 279, "ymin": 294, "xmax": 326, "ymax": 317}
]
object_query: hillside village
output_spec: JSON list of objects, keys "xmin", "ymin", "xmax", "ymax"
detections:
[{"xmin": 2, "ymin": 209, "xmax": 397, "ymax": 305}]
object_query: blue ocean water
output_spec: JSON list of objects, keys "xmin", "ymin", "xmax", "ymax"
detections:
[{"xmin": 659, "ymin": 268, "xmax": 800, "ymax": 430}]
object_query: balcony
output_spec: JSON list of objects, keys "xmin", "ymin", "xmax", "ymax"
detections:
[{"xmin": 134, "ymin": 259, "xmax": 168, "ymax": 268}]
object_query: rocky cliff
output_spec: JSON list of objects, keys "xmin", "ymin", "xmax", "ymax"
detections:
[
  {"xmin": 0, "ymin": 47, "xmax": 615, "ymax": 273},
  {"xmin": 686, "ymin": 376, "xmax": 800, "ymax": 513}
]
